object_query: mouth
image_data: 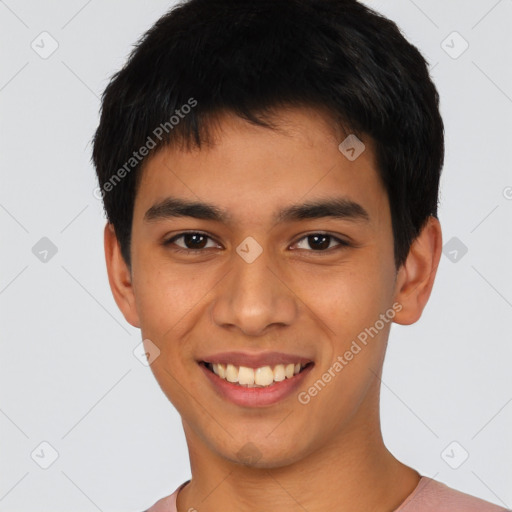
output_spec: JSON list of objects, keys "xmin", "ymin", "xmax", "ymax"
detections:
[{"xmin": 201, "ymin": 361, "xmax": 314, "ymax": 388}]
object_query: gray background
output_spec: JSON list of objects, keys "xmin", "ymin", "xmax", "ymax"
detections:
[{"xmin": 1, "ymin": 0, "xmax": 511, "ymax": 510}]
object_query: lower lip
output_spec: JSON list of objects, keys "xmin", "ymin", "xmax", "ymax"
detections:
[{"xmin": 199, "ymin": 363, "xmax": 314, "ymax": 407}]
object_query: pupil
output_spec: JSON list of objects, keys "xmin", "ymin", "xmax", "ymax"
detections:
[
  {"xmin": 309, "ymin": 234, "xmax": 329, "ymax": 250},
  {"xmin": 185, "ymin": 233, "xmax": 207, "ymax": 249}
]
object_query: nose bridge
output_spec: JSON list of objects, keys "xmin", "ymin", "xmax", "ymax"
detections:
[{"xmin": 210, "ymin": 242, "xmax": 297, "ymax": 335}]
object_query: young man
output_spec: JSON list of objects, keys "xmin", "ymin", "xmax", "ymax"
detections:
[{"xmin": 92, "ymin": 1, "xmax": 507, "ymax": 510}]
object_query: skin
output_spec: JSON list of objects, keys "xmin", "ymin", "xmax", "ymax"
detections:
[{"xmin": 104, "ymin": 106, "xmax": 442, "ymax": 512}]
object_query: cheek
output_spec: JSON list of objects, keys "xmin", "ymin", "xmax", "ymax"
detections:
[
  {"xmin": 132, "ymin": 252, "xmax": 204, "ymax": 334},
  {"xmin": 293, "ymin": 267, "xmax": 391, "ymax": 434},
  {"xmin": 294, "ymin": 257, "xmax": 394, "ymax": 411},
  {"xmin": 295, "ymin": 262, "xmax": 389, "ymax": 335}
]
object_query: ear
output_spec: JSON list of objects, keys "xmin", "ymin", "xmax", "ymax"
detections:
[
  {"xmin": 393, "ymin": 216, "xmax": 442, "ymax": 325},
  {"xmin": 104, "ymin": 223, "xmax": 141, "ymax": 328}
]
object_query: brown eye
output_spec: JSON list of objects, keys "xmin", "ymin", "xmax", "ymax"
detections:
[
  {"xmin": 294, "ymin": 233, "xmax": 349, "ymax": 252},
  {"xmin": 164, "ymin": 232, "xmax": 220, "ymax": 252}
]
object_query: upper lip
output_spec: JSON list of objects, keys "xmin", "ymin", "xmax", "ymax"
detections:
[{"xmin": 199, "ymin": 351, "xmax": 314, "ymax": 368}]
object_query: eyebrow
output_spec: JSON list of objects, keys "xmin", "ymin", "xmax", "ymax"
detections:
[{"xmin": 144, "ymin": 196, "xmax": 370, "ymax": 224}]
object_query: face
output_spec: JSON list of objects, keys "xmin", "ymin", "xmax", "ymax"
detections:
[{"xmin": 105, "ymin": 107, "xmax": 440, "ymax": 469}]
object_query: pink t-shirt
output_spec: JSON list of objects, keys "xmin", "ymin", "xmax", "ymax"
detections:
[{"xmin": 143, "ymin": 476, "xmax": 509, "ymax": 512}]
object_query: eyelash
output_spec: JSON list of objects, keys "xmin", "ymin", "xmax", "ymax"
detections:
[{"xmin": 163, "ymin": 231, "xmax": 351, "ymax": 255}]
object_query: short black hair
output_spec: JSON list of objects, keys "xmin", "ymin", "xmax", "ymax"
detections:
[{"xmin": 92, "ymin": 0, "xmax": 444, "ymax": 271}]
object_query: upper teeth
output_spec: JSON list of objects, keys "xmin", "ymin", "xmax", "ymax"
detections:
[{"xmin": 209, "ymin": 363, "xmax": 305, "ymax": 387}]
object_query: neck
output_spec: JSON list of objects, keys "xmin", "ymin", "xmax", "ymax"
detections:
[{"xmin": 177, "ymin": 411, "xmax": 421, "ymax": 512}]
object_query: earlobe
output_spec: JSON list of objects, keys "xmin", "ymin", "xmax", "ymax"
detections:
[
  {"xmin": 393, "ymin": 216, "xmax": 443, "ymax": 325},
  {"xmin": 103, "ymin": 223, "xmax": 141, "ymax": 328}
]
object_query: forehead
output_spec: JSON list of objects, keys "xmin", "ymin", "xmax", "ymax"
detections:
[{"xmin": 134, "ymin": 107, "xmax": 389, "ymax": 229}]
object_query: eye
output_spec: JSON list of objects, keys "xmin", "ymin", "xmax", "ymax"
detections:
[
  {"xmin": 292, "ymin": 233, "xmax": 350, "ymax": 252},
  {"xmin": 163, "ymin": 231, "xmax": 221, "ymax": 253},
  {"xmin": 163, "ymin": 231, "xmax": 350, "ymax": 255}
]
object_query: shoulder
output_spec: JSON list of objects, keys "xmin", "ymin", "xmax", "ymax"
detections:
[
  {"xmin": 142, "ymin": 493, "xmax": 177, "ymax": 512},
  {"xmin": 397, "ymin": 476, "xmax": 509, "ymax": 512},
  {"xmin": 142, "ymin": 480, "xmax": 190, "ymax": 512}
]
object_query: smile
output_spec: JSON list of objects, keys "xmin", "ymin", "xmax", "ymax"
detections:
[{"xmin": 202, "ymin": 361, "xmax": 313, "ymax": 388}]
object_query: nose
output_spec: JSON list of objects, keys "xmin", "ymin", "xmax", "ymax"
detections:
[{"xmin": 210, "ymin": 245, "xmax": 298, "ymax": 337}]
